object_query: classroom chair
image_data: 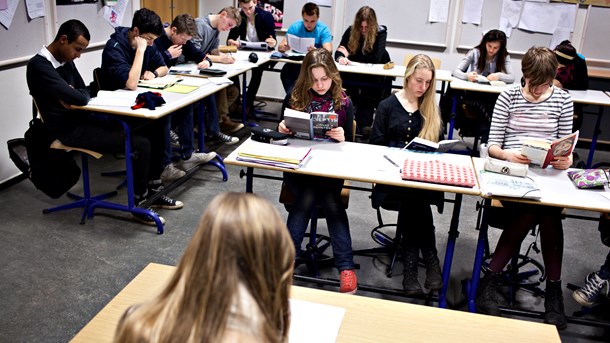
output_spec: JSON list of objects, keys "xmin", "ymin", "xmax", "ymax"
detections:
[
  {"xmin": 403, "ymin": 54, "xmax": 442, "ymax": 70},
  {"xmin": 475, "ymin": 199, "xmax": 549, "ymax": 305}
]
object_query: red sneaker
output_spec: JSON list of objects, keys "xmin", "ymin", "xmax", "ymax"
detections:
[{"xmin": 339, "ymin": 269, "xmax": 358, "ymax": 294}]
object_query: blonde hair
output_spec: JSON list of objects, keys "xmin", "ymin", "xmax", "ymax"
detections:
[
  {"xmin": 347, "ymin": 6, "xmax": 379, "ymax": 56},
  {"xmin": 114, "ymin": 193, "xmax": 295, "ymax": 343},
  {"xmin": 404, "ymin": 54, "xmax": 442, "ymax": 142},
  {"xmin": 220, "ymin": 6, "xmax": 242, "ymax": 26},
  {"xmin": 291, "ymin": 49, "xmax": 344, "ymax": 111}
]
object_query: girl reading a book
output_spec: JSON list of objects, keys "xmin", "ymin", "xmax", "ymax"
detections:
[
  {"xmin": 477, "ymin": 46, "xmax": 574, "ymax": 329},
  {"xmin": 114, "ymin": 193, "xmax": 295, "ymax": 343},
  {"xmin": 334, "ymin": 6, "xmax": 391, "ymax": 136},
  {"xmin": 278, "ymin": 48, "xmax": 357, "ymax": 294},
  {"xmin": 453, "ymin": 29, "xmax": 514, "ymax": 84},
  {"xmin": 369, "ymin": 54, "xmax": 445, "ymax": 296}
]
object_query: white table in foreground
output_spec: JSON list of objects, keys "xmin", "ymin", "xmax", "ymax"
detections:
[{"xmin": 71, "ymin": 263, "xmax": 561, "ymax": 343}]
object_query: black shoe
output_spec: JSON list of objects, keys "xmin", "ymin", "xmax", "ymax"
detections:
[
  {"xmin": 146, "ymin": 182, "xmax": 184, "ymax": 210},
  {"xmin": 402, "ymin": 246, "xmax": 423, "ymax": 295},
  {"xmin": 422, "ymin": 248, "xmax": 443, "ymax": 291},
  {"xmin": 544, "ymin": 280, "xmax": 567, "ymax": 330},
  {"xmin": 131, "ymin": 207, "xmax": 166, "ymax": 226},
  {"xmin": 475, "ymin": 272, "xmax": 501, "ymax": 316}
]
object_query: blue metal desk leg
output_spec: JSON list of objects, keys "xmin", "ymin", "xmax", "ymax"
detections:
[
  {"xmin": 467, "ymin": 198, "xmax": 491, "ymax": 312},
  {"xmin": 197, "ymin": 100, "xmax": 228, "ymax": 181},
  {"xmin": 586, "ymin": 105, "xmax": 604, "ymax": 168},
  {"xmin": 448, "ymin": 94, "xmax": 457, "ymax": 140},
  {"xmin": 439, "ymin": 193, "xmax": 463, "ymax": 308}
]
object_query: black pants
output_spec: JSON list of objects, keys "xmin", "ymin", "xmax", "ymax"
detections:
[
  {"xmin": 280, "ymin": 63, "xmax": 301, "ymax": 94},
  {"xmin": 59, "ymin": 116, "xmax": 166, "ymax": 196}
]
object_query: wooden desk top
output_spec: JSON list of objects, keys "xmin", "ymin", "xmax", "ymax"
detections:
[
  {"xmin": 589, "ymin": 68, "xmax": 610, "ymax": 80},
  {"xmin": 225, "ymin": 138, "xmax": 481, "ymax": 196},
  {"xmin": 72, "ymin": 263, "xmax": 561, "ymax": 343}
]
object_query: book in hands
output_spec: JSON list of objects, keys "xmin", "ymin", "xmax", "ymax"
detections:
[
  {"xmin": 475, "ymin": 75, "xmax": 506, "ymax": 87},
  {"xmin": 520, "ymin": 130, "xmax": 579, "ymax": 168},
  {"xmin": 138, "ymin": 75, "xmax": 181, "ymax": 89},
  {"xmin": 403, "ymin": 137, "xmax": 459, "ymax": 153},
  {"xmin": 286, "ymin": 34, "xmax": 315, "ymax": 54},
  {"xmin": 284, "ymin": 108, "xmax": 338, "ymax": 140}
]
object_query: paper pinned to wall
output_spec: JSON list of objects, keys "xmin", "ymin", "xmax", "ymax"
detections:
[
  {"xmin": 25, "ymin": 0, "xmax": 45, "ymax": 20},
  {"xmin": 462, "ymin": 0, "xmax": 484, "ymax": 25},
  {"xmin": 98, "ymin": 0, "xmax": 130, "ymax": 28},
  {"xmin": 429, "ymin": 0, "xmax": 450, "ymax": 23},
  {"xmin": 518, "ymin": 2, "xmax": 576, "ymax": 35},
  {"xmin": 499, "ymin": 0, "xmax": 523, "ymax": 37},
  {"xmin": 0, "ymin": 0, "xmax": 18, "ymax": 29}
]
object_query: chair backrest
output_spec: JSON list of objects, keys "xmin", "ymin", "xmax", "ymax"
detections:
[{"xmin": 403, "ymin": 54, "xmax": 442, "ymax": 70}]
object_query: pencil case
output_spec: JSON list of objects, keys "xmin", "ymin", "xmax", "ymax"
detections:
[
  {"xmin": 251, "ymin": 126, "xmax": 289, "ymax": 145},
  {"xmin": 566, "ymin": 169, "xmax": 609, "ymax": 189},
  {"xmin": 198, "ymin": 68, "xmax": 227, "ymax": 76}
]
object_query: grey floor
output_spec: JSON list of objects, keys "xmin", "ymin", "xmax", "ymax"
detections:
[{"xmin": 1, "ymin": 100, "xmax": 609, "ymax": 342}]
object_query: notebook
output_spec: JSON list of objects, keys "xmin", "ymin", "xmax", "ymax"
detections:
[{"xmin": 401, "ymin": 154, "xmax": 476, "ymax": 187}]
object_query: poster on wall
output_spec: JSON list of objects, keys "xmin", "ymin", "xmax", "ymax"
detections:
[
  {"xmin": 258, "ymin": 0, "xmax": 283, "ymax": 29},
  {"xmin": 57, "ymin": 0, "xmax": 98, "ymax": 4}
]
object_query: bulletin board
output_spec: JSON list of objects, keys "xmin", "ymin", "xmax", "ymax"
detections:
[
  {"xmin": 343, "ymin": 0, "xmax": 449, "ymax": 48},
  {"xmin": 580, "ymin": 6, "xmax": 610, "ymax": 63},
  {"xmin": 0, "ymin": 1, "xmax": 46, "ymax": 65}
]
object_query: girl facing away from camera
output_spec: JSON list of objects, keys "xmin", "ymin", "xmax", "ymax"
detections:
[{"xmin": 114, "ymin": 192, "xmax": 295, "ymax": 343}]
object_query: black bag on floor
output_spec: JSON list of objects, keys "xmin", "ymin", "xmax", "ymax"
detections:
[
  {"xmin": 7, "ymin": 138, "xmax": 30, "ymax": 175},
  {"xmin": 22, "ymin": 115, "xmax": 80, "ymax": 199}
]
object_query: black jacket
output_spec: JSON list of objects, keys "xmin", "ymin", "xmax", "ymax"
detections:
[{"xmin": 227, "ymin": 7, "xmax": 276, "ymax": 49}]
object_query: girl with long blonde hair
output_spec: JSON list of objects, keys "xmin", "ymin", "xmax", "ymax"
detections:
[
  {"xmin": 370, "ymin": 54, "xmax": 445, "ymax": 296},
  {"xmin": 114, "ymin": 192, "xmax": 295, "ymax": 343},
  {"xmin": 334, "ymin": 6, "xmax": 390, "ymax": 137}
]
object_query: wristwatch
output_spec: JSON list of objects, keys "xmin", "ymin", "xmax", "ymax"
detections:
[{"xmin": 152, "ymin": 70, "xmax": 159, "ymax": 78}]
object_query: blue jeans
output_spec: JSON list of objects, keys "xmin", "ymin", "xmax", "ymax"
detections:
[
  {"xmin": 283, "ymin": 173, "xmax": 355, "ymax": 271},
  {"xmin": 201, "ymin": 96, "xmax": 221, "ymax": 136},
  {"xmin": 163, "ymin": 105, "xmax": 195, "ymax": 166}
]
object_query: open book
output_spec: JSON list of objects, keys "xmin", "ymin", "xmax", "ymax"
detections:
[
  {"xmin": 287, "ymin": 34, "xmax": 315, "ymax": 54},
  {"xmin": 476, "ymin": 75, "xmax": 506, "ymax": 87},
  {"xmin": 403, "ymin": 137, "xmax": 459, "ymax": 153},
  {"xmin": 138, "ymin": 75, "xmax": 181, "ymax": 89},
  {"xmin": 520, "ymin": 131, "xmax": 579, "ymax": 168},
  {"xmin": 284, "ymin": 108, "xmax": 338, "ymax": 140}
]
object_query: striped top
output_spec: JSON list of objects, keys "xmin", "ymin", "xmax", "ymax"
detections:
[{"xmin": 488, "ymin": 85, "xmax": 573, "ymax": 150}]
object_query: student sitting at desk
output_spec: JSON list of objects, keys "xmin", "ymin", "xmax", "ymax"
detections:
[
  {"xmin": 369, "ymin": 54, "xmax": 444, "ymax": 295},
  {"xmin": 153, "ymin": 14, "xmax": 219, "ymax": 182},
  {"xmin": 27, "ymin": 19, "xmax": 175, "ymax": 226},
  {"xmin": 227, "ymin": 0, "xmax": 278, "ymax": 116},
  {"xmin": 335, "ymin": 6, "xmax": 391, "ymax": 139},
  {"xmin": 553, "ymin": 40, "xmax": 589, "ymax": 132},
  {"xmin": 476, "ymin": 46, "xmax": 573, "ymax": 329},
  {"xmin": 277, "ymin": 2, "xmax": 332, "ymax": 93},
  {"xmin": 193, "ymin": 7, "xmax": 244, "ymax": 140},
  {"xmin": 113, "ymin": 192, "xmax": 295, "ymax": 343},
  {"xmin": 278, "ymin": 48, "xmax": 357, "ymax": 294}
]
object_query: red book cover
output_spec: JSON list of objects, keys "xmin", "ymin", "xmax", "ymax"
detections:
[{"xmin": 401, "ymin": 157, "xmax": 476, "ymax": 188}]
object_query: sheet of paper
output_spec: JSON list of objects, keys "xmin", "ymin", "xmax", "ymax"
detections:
[
  {"xmin": 428, "ymin": 0, "xmax": 450, "ymax": 23},
  {"xmin": 179, "ymin": 77, "xmax": 211, "ymax": 87},
  {"xmin": 499, "ymin": 0, "xmax": 523, "ymax": 37},
  {"xmin": 88, "ymin": 90, "xmax": 137, "ymax": 107},
  {"xmin": 0, "ymin": 0, "xmax": 18, "ymax": 29},
  {"xmin": 288, "ymin": 299, "xmax": 345, "ymax": 343},
  {"xmin": 98, "ymin": 0, "xmax": 130, "ymax": 28},
  {"xmin": 462, "ymin": 0, "xmax": 484, "ymax": 25},
  {"xmin": 287, "ymin": 34, "xmax": 315, "ymax": 54},
  {"xmin": 25, "ymin": 0, "xmax": 44, "ymax": 19},
  {"xmin": 208, "ymin": 77, "xmax": 233, "ymax": 85},
  {"xmin": 518, "ymin": 2, "xmax": 576, "ymax": 35}
]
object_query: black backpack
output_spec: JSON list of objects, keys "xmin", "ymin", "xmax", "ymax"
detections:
[{"xmin": 6, "ymin": 101, "xmax": 80, "ymax": 199}]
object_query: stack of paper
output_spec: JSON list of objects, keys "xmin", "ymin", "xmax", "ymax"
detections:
[
  {"xmin": 479, "ymin": 170, "xmax": 541, "ymax": 200},
  {"xmin": 138, "ymin": 75, "xmax": 181, "ymax": 89},
  {"xmin": 237, "ymin": 141, "xmax": 311, "ymax": 169}
]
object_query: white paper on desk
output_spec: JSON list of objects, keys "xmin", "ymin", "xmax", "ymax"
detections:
[
  {"xmin": 287, "ymin": 34, "xmax": 315, "ymax": 54},
  {"xmin": 288, "ymin": 299, "xmax": 345, "ymax": 343},
  {"xmin": 344, "ymin": 61, "xmax": 373, "ymax": 67},
  {"xmin": 25, "ymin": 0, "xmax": 45, "ymax": 19},
  {"xmin": 178, "ymin": 77, "xmax": 212, "ymax": 87},
  {"xmin": 208, "ymin": 77, "xmax": 233, "ymax": 85},
  {"xmin": 88, "ymin": 90, "xmax": 136, "ymax": 107}
]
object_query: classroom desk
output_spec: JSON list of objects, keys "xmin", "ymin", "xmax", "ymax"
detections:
[
  {"xmin": 468, "ymin": 158, "xmax": 610, "ymax": 324},
  {"xmin": 449, "ymin": 79, "xmax": 610, "ymax": 167},
  {"xmin": 225, "ymin": 138, "xmax": 480, "ymax": 308},
  {"xmin": 74, "ymin": 80, "xmax": 231, "ymax": 233},
  {"xmin": 71, "ymin": 262, "xmax": 561, "ymax": 343},
  {"xmin": 589, "ymin": 68, "xmax": 610, "ymax": 80}
]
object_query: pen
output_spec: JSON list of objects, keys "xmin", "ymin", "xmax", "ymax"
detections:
[{"xmin": 384, "ymin": 155, "xmax": 400, "ymax": 168}]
